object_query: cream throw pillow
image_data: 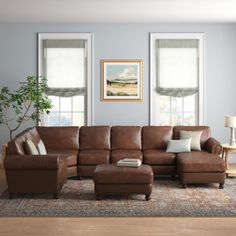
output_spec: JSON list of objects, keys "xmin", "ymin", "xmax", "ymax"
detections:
[
  {"xmin": 36, "ymin": 139, "xmax": 47, "ymax": 155},
  {"xmin": 25, "ymin": 139, "xmax": 39, "ymax": 155},
  {"xmin": 179, "ymin": 130, "xmax": 203, "ymax": 151},
  {"xmin": 166, "ymin": 139, "xmax": 191, "ymax": 153}
]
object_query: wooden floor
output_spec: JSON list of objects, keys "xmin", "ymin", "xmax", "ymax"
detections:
[{"xmin": 0, "ymin": 164, "xmax": 236, "ymax": 235}]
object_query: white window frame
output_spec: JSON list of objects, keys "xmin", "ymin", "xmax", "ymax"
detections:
[
  {"xmin": 150, "ymin": 33, "xmax": 205, "ymax": 125},
  {"xmin": 38, "ymin": 32, "xmax": 94, "ymax": 126}
]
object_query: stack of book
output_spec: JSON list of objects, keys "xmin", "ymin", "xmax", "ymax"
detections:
[{"xmin": 117, "ymin": 158, "xmax": 142, "ymax": 167}]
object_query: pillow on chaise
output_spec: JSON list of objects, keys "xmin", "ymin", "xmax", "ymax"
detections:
[
  {"xmin": 166, "ymin": 139, "xmax": 191, "ymax": 153},
  {"xmin": 179, "ymin": 130, "xmax": 202, "ymax": 151},
  {"xmin": 36, "ymin": 139, "xmax": 47, "ymax": 155},
  {"xmin": 25, "ymin": 139, "xmax": 39, "ymax": 155}
]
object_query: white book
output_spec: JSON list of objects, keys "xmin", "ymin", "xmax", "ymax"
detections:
[
  {"xmin": 117, "ymin": 162, "xmax": 142, "ymax": 167},
  {"xmin": 118, "ymin": 160, "xmax": 142, "ymax": 164},
  {"xmin": 117, "ymin": 159, "xmax": 142, "ymax": 167},
  {"xmin": 120, "ymin": 158, "xmax": 141, "ymax": 162}
]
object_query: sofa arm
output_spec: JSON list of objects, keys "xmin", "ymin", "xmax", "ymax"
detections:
[
  {"xmin": 4, "ymin": 155, "xmax": 66, "ymax": 170},
  {"xmin": 205, "ymin": 138, "xmax": 222, "ymax": 155}
]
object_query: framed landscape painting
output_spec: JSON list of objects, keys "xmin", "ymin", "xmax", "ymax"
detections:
[{"xmin": 101, "ymin": 60, "xmax": 143, "ymax": 101}]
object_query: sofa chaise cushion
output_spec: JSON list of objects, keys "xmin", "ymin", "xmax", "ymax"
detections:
[{"xmin": 177, "ymin": 151, "xmax": 226, "ymax": 173}]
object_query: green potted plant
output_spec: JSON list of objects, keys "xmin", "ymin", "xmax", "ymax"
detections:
[{"xmin": 0, "ymin": 76, "xmax": 52, "ymax": 159}]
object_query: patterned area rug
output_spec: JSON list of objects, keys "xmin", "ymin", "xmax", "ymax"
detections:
[{"xmin": 1, "ymin": 178, "xmax": 236, "ymax": 217}]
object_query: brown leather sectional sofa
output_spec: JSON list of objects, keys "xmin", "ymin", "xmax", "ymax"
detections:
[{"xmin": 4, "ymin": 125, "xmax": 226, "ymax": 197}]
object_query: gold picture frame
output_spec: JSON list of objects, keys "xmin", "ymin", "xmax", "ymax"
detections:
[{"xmin": 101, "ymin": 59, "xmax": 143, "ymax": 101}]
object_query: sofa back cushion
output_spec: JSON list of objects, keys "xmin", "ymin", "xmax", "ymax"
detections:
[
  {"xmin": 142, "ymin": 126, "xmax": 173, "ymax": 150},
  {"xmin": 173, "ymin": 126, "xmax": 211, "ymax": 149},
  {"xmin": 7, "ymin": 127, "xmax": 41, "ymax": 155},
  {"xmin": 37, "ymin": 126, "xmax": 79, "ymax": 150},
  {"xmin": 79, "ymin": 126, "xmax": 110, "ymax": 150},
  {"xmin": 111, "ymin": 126, "xmax": 141, "ymax": 150}
]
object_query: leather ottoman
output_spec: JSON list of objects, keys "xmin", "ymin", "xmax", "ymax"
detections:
[
  {"xmin": 94, "ymin": 164, "xmax": 154, "ymax": 200},
  {"xmin": 177, "ymin": 152, "xmax": 226, "ymax": 188}
]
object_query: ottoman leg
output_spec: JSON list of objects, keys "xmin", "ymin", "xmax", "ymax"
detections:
[
  {"xmin": 219, "ymin": 183, "xmax": 224, "ymax": 189},
  {"xmin": 145, "ymin": 194, "xmax": 151, "ymax": 201}
]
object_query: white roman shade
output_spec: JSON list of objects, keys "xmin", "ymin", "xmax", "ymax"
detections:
[
  {"xmin": 156, "ymin": 39, "xmax": 199, "ymax": 97},
  {"xmin": 43, "ymin": 39, "xmax": 86, "ymax": 97}
]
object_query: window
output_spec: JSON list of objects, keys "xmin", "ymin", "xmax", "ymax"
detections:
[
  {"xmin": 150, "ymin": 33, "xmax": 204, "ymax": 126},
  {"xmin": 38, "ymin": 33, "xmax": 93, "ymax": 126}
]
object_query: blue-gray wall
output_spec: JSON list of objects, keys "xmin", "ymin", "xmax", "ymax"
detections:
[{"xmin": 0, "ymin": 23, "xmax": 236, "ymax": 160}]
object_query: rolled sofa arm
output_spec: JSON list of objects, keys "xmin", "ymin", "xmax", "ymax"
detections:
[
  {"xmin": 4, "ymin": 155, "xmax": 66, "ymax": 170},
  {"xmin": 205, "ymin": 138, "xmax": 223, "ymax": 155}
]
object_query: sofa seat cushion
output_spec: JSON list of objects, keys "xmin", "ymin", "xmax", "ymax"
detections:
[
  {"xmin": 177, "ymin": 151, "xmax": 226, "ymax": 173},
  {"xmin": 111, "ymin": 150, "xmax": 143, "ymax": 163},
  {"xmin": 47, "ymin": 149, "xmax": 78, "ymax": 167},
  {"xmin": 78, "ymin": 150, "xmax": 110, "ymax": 165},
  {"xmin": 143, "ymin": 150, "xmax": 176, "ymax": 165}
]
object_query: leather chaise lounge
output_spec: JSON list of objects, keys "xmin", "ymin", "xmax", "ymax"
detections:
[{"xmin": 4, "ymin": 125, "xmax": 226, "ymax": 198}]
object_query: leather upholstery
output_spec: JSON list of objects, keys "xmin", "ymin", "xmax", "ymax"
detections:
[
  {"xmin": 79, "ymin": 126, "xmax": 110, "ymax": 150},
  {"xmin": 78, "ymin": 150, "xmax": 110, "ymax": 165},
  {"xmin": 151, "ymin": 166, "xmax": 176, "ymax": 175},
  {"xmin": 4, "ymin": 155, "xmax": 64, "ymax": 170},
  {"xmin": 4, "ymin": 155, "xmax": 67, "ymax": 197},
  {"xmin": 111, "ymin": 126, "xmax": 141, "ymax": 150},
  {"xmin": 179, "ymin": 172, "xmax": 225, "ymax": 185},
  {"xmin": 142, "ymin": 126, "xmax": 173, "ymax": 150},
  {"xmin": 37, "ymin": 126, "xmax": 79, "ymax": 150},
  {"xmin": 4, "ymin": 125, "xmax": 226, "ymax": 189},
  {"xmin": 95, "ymin": 184, "xmax": 152, "ymax": 198},
  {"xmin": 205, "ymin": 137, "xmax": 223, "ymax": 155},
  {"xmin": 78, "ymin": 165, "xmax": 97, "ymax": 177},
  {"xmin": 143, "ymin": 150, "xmax": 176, "ymax": 165},
  {"xmin": 177, "ymin": 151, "xmax": 226, "ymax": 172},
  {"xmin": 94, "ymin": 164, "xmax": 153, "ymax": 184},
  {"xmin": 110, "ymin": 150, "xmax": 143, "ymax": 163},
  {"xmin": 173, "ymin": 126, "xmax": 211, "ymax": 149},
  {"xmin": 7, "ymin": 127, "xmax": 40, "ymax": 155},
  {"xmin": 47, "ymin": 149, "xmax": 78, "ymax": 167}
]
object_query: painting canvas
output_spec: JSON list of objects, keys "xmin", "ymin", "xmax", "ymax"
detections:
[{"xmin": 101, "ymin": 60, "xmax": 143, "ymax": 101}]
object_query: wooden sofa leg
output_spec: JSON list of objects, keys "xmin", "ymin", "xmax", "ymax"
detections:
[
  {"xmin": 8, "ymin": 193, "xmax": 12, "ymax": 199},
  {"xmin": 145, "ymin": 194, "xmax": 151, "ymax": 201},
  {"xmin": 219, "ymin": 183, "xmax": 224, "ymax": 189},
  {"xmin": 53, "ymin": 193, "xmax": 59, "ymax": 199},
  {"xmin": 171, "ymin": 175, "xmax": 176, "ymax": 181},
  {"xmin": 96, "ymin": 195, "xmax": 102, "ymax": 200}
]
